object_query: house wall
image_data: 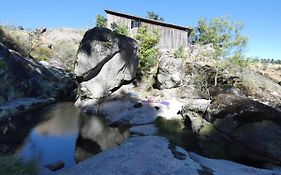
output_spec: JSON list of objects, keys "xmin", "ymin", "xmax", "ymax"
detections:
[{"xmin": 107, "ymin": 14, "xmax": 188, "ymax": 51}]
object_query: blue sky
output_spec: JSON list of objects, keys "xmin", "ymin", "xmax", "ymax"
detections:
[{"xmin": 1, "ymin": 0, "xmax": 280, "ymax": 59}]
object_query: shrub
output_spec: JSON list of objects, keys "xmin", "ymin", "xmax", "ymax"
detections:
[
  {"xmin": 229, "ymin": 53, "xmax": 249, "ymax": 68},
  {"xmin": 135, "ymin": 25, "xmax": 160, "ymax": 73},
  {"xmin": 173, "ymin": 47, "xmax": 187, "ymax": 60},
  {"xmin": 110, "ymin": 22, "xmax": 130, "ymax": 36},
  {"xmin": 30, "ymin": 46, "xmax": 52, "ymax": 61},
  {"xmin": 96, "ymin": 15, "xmax": 107, "ymax": 28}
]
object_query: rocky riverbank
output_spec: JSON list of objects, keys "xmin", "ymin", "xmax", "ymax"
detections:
[
  {"xmin": 1, "ymin": 25, "xmax": 281, "ymax": 174},
  {"xmin": 0, "ymin": 42, "xmax": 76, "ymax": 121}
]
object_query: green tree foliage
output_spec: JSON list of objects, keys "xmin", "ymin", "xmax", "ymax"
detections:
[
  {"xmin": 96, "ymin": 15, "xmax": 107, "ymax": 27},
  {"xmin": 110, "ymin": 22, "xmax": 130, "ymax": 36},
  {"xmin": 247, "ymin": 56, "xmax": 281, "ymax": 64},
  {"xmin": 192, "ymin": 17, "xmax": 248, "ymax": 61},
  {"xmin": 135, "ymin": 25, "xmax": 160, "ymax": 72},
  {"xmin": 147, "ymin": 11, "xmax": 164, "ymax": 21}
]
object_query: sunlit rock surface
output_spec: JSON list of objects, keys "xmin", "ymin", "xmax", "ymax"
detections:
[{"xmin": 59, "ymin": 136, "xmax": 281, "ymax": 175}]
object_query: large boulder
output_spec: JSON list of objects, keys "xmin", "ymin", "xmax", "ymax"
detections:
[
  {"xmin": 0, "ymin": 43, "xmax": 76, "ymax": 118},
  {"xmin": 156, "ymin": 57, "xmax": 183, "ymax": 89},
  {"xmin": 59, "ymin": 136, "xmax": 281, "ymax": 175},
  {"xmin": 182, "ymin": 93, "xmax": 281, "ymax": 166},
  {"xmin": 75, "ymin": 27, "xmax": 139, "ymax": 100}
]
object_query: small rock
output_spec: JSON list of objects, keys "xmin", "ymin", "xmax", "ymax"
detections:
[
  {"xmin": 156, "ymin": 57, "xmax": 183, "ymax": 89},
  {"xmin": 133, "ymin": 102, "xmax": 142, "ymax": 108},
  {"xmin": 44, "ymin": 160, "xmax": 65, "ymax": 171},
  {"xmin": 154, "ymin": 106, "xmax": 160, "ymax": 110}
]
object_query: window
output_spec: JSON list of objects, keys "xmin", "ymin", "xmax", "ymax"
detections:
[{"xmin": 131, "ymin": 19, "xmax": 140, "ymax": 29}]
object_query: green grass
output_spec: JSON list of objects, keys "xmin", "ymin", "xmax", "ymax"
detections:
[{"xmin": 0, "ymin": 155, "xmax": 38, "ymax": 175}]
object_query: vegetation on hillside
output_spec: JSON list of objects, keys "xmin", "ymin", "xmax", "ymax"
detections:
[{"xmin": 246, "ymin": 57, "xmax": 281, "ymax": 64}]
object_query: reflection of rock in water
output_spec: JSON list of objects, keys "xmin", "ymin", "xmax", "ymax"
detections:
[
  {"xmin": 75, "ymin": 114, "xmax": 129, "ymax": 163},
  {"xmin": 75, "ymin": 136, "xmax": 102, "ymax": 163},
  {"xmin": 34, "ymin": 103, "xmax": 80, "ymax": 136}
]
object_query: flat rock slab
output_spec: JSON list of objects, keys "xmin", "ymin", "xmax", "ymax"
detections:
[
  {"xmin": 58, "ymin": 136, "xmax": 201, "ymax": 175},
  {"xmin": 58, "ymin": 136, "xmax": 281, "ymax": 175},
  {"xmin": 98, "ymin": 100, "xmax": 158, "ymax": 125},
  {"xmin": 98, "ymin": 99, "xmax": 184, "ymax": 126},
  {"xmin": 130, "ymin": 124, "xmax": 158, "ymax": 136}
]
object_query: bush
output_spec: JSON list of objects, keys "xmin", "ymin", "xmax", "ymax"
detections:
[
  {"xmin": 110, "ymin": 22, "xmax": 130, "ymax": 36},
  {"xmin": 135, "ymin": 25, "xmax": 160, "ymax": 73},
  {"xmin": 96, "ymin": 15, "xmax": 107, "ymax": 28},
  {"xmin": 30, "ymin": 46, "xmax": 52, "ymax": 61},
  {"xmin": 229, "ymin": 53, "xmax": 249, "ymax": 68},
  {"xmin": 173, "ymin": 47, "xmax": 187, "ymax": 60}
]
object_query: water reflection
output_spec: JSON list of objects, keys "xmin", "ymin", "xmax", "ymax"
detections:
[
  {"xmin": 34, "ymin": 103, "xmax": 80, "ymax": 136},
  {"xmin": 1, "ymin": 102, "xmax": 129, "ymax": 170},
  {"xmin": 20, "ymin": 103, "xmax": 80, "ymax": 168},
  {"xmin": 75, "ymin": 114, "xmax": 129, "ymax": 163}
]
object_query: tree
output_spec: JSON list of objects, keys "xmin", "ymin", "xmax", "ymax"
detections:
[
  {"xmin": 147, "ymin": 11, "xmax": 164, "ymax": 22},
  {"xmin": 135, "ymin": 25, "xmax": 160, "ymax": 72},
  {"xmin": 96, "ymin": 15, "xmax": 107, "ymax": 27},
  {"xmin": 192, "ymin": 17, "xmax": 248, "ymax": 60}
]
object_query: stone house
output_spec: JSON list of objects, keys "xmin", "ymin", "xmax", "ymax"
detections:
[{"xmin": 105, "ymin": 9, "xmax": 193, "ymax": 51}]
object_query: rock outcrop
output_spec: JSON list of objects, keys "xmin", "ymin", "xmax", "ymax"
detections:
[
  {"xmin": 176, "ymin": 61, "xmax": 281, "ymax": 167},
  {"xmin": 156, "ymin": 57, "xmax": 183, "ymax": 89},
  {"xmin": 0, "ymin": 25, "xmax": 85, "ymax": 72},
  {"xmin": 0, "ymin": 43, "xmax": 76, "ymax": 119},
  {"xmin": 30, "ymin": 28, "xmax": 84, "ymax": 71},
  {"xmin": 59, "ymin": 136, "xmax": 281, "ymax": 175},
  {"xmin": 75, "ymin": 27, "xmax": 139, "ymax": 101},
  {"xmin": 182, "ymin": 93, "xmax": 281, "ymax": 166},
  {"xmin": 0, "ymin": 25, "xmax": 32, "ymax": 58}
]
